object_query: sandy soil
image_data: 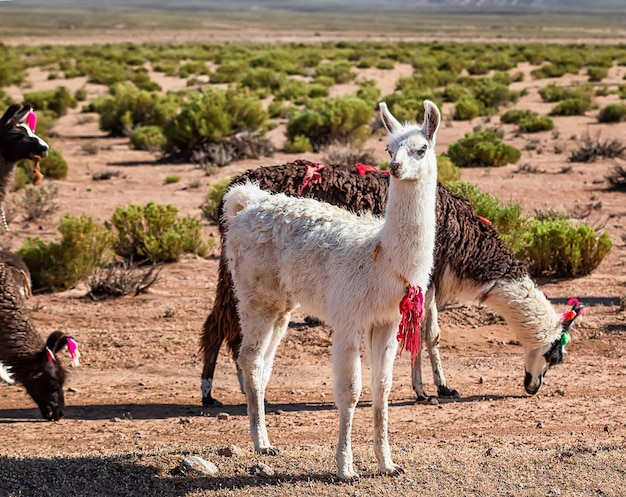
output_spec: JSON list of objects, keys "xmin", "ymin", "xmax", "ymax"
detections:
[{"xmin": 0, "ymin": 32, "xmax": 625, "ymax": 497}]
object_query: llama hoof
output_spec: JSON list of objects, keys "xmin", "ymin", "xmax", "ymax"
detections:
[
  {"xmin": 338, "ymin": 470, "xmax": 360, "ymax": 481},
  {"xmin": 415, "ymin": 392, "xmax": 429, "ymax": 403},
  {"xmin": 380, "ymin": 465, "xmax": 405, "ymax": 477},
  {"xmin": 258, "ymin": 446, "xmax": 280, "ymax": 456},
  {"xmin": 202, "ymin": 396, "xmax": 223, "ymax": 407},
  {"xmin": 437, "ymin": 385, "xmax": 461, "ymax": 399}
]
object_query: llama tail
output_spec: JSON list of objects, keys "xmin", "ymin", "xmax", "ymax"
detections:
[{"xmin": 221, "ymin": 181, "xmax": 266, "ymax": 220}]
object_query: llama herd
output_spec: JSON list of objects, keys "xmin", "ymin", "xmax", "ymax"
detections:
[{"xmin": 0, "ymin": 100, "xmax": 583, "ymax": 478}]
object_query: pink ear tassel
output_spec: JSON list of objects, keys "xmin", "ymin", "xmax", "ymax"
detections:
[
  {"xmin": 66, "ymin": 337, "xmax": 80, "ymax": 367},
  {"xmin": 25, "ymin": 110, "xmax": 37, "ymax": 132}
]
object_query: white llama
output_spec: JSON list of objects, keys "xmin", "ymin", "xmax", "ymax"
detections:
[{"xmin": 221, "ymin": 100, "xmax": 440, "ymax": 479}]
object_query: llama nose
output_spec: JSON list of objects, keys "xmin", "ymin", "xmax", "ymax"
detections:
[{"xmin": 389, "ymin": 160, "xmax": 401, "ymax": 176}]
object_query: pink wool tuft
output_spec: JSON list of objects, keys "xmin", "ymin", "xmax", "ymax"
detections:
[{"xmin": 397, "ymin": 283, "xmax": 424, "ymax": 364}]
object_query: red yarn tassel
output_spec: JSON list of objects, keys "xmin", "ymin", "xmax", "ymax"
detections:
[{"xmin": 397, "ymin": 282, "xmax": 424, "ymax": 364}]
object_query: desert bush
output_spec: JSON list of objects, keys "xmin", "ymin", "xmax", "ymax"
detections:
[
  {"xmin": 606, "ymin": 164, "xmax": 626, "ymax": 190},
  {"xmin": 315, "ymin": 61, "xmax": 355, "ymax": 84},
  {"xmin": 569, "ymin": 133, "xmax": 626, "ymax": 162},
  {"xmin": 549, "ymin": 97, "xmax": 592, "ymax": 116},
  {"xmin": 24, "ymin": 87, "xmax": 77, "ymax": 118},
  {"xmin": 130, "ymin": 125, "xmax": 167, "ymax": 151},
  {"xmin": 447, "ymin": 181, "xmax": 527, "ymax": 253},
  {"xmin": 597, "ymin": 103, "xmax": 626, "ymax": 123},
  {"xmin": 108, "ymin": 202, "xmax": 209, "ymax": 263},
  {"xmin": 520, "ymin": 220, "xmax": 612, "ymax": 277},
  {"xmin": 18, "ymin": 215, "xmax": 116, "ymax": 291},
  {"xmin": 538, "ymin": 83, "xmax": 593, "ymax": 103},
  {"xmin": 436, "ymin": 154, "xmax": 460, "ymax": 184},
  {"xmin": 286, "ymin": 97, "xmax": 374, "ymax": 152},
  {"xmin": 322, "ymin": 145, "xmax": 379, "ymax": 169},
  {"xmin": 587, "ymin": 66, "xmax": 609, "ymax": 82},
  {"xmin": 22, "ymin": 183, "xmax": 59, "ymax": 221},
  {"xmin": 39, "ymin": 149, "xmax": 68, "ymax": 180},
  {"xmin": 447, "ymin": 131, "xmax": 522, "ymax": 168},
  {"xmin": 453, "ymin": 97, "xmax": 481, "ymax": 121},
  {"xmin": 88, "ymin": 260, "xmax": 161, "ymax": 298},
  {"xmin": 201, "ymin": 178, "xmax": 232, "ymax": 224},
  {"xmin": 283, "ymin": 135, "xmax": 314, "ymax": 154},
  {"xmin": 164, "ymin": 87, "xmax": 267, "ymax": 152},
  {"xmin": 518, "ymin": 115, "xmax": 554, "ymax": 133}
]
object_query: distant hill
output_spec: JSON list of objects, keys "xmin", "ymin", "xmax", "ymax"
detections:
[{"xmin": 3, "ymin": 0, "xmax": 625, "ymax": 10}]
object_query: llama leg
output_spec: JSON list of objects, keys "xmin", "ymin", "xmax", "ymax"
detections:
[
  {"xmin": 411, "ymin": 288, "xmax": 432, "ymax": 401},
  {"xmin": 424, "ymin": 291, "xmax": 459, "ymax": 399},
  {"xmin": 333, "ymin": 331, "xmax": 362, "ymax": 480},
  {"xmin": 237, "ymin": 311, "xmax": 279, "ymax": 455},
  {"xmin": 261, "ymin": 312, "xmax": 290, "ymax": 393},
  {"xmin": 369, "ymin": 324, "xmax": 404, "ymax": 476},
  {"xmin": 200, "ymin": 343, "xmax": 222, "ymax": 407}
]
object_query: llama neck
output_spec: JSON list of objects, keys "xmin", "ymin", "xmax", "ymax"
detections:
[
  {"xmin": 0, "ymin": 158, "xmax": 16, "ymax": 209},
  {"xmin": 379, "ymin": 174, "xmax": 437, "ymax": 287},
  {"xmin": 486, "ymin": 275, "xmax": 562, "ymax": 348}
]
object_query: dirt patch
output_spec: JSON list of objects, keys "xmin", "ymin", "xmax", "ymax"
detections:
[{"xmin": 0, "ymin": 30, "xmax": 625, "ymax": 497}]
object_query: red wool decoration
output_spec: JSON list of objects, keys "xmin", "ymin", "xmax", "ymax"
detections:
[{"xmin": 397, "ymin": 282, "xmax": 424, "ymax": 364}]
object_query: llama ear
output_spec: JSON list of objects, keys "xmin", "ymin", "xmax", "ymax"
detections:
[
  {"xmin": 46, "ymin": 330, "xmax": 68, "ymax": 354},
  {"xmin": 1, "ymin": 104, "xmax": 22, "ymax": 126},
  {"xmin": 379, "ymin": 102, "xmax": 403, "ymax": 135},
  {"xmin": 12, "ymin": 105, "xmax": 32, "ymax": 122},
  {"xmin": 422, "ymin": 100, "xmax": 441, "ymax": 145},
  {"xmin": 45, "ymin": 347, "xmax": 57, "ymax": 365}
]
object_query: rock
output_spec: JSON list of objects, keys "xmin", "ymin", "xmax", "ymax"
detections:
[
  {"xmin": 179, "ymin": 417, "xmax": 193, "ymax": 424},
  {"xmin": 179, "ymin": 456, "xmax": 218, "ymax": 476},
  {"xmin": 216, "ymin": 412, "xmax": 230, "ymax": 421},
  {"xmin": 218, "ymin": 445, "xmax": 245, "ymax": 457},
  {"xmin": 250, "ymin": 462, "xmax": 274, "ymax": 477}
]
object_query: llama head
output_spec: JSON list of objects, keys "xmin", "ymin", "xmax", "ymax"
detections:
[
  {"xmin": 23, "ymin": 330, "xmax": 73, "ymax": 421},
  {"xmin": 379, "ymin": 100, "xmax": 440, "ymax": 181},
  {"xmin": 0, "ymin": 104, "xmax": 49, "ymax": 165},
  {"xmin": 523, "ymin": 299, "xmax": 584, "ymax": 395}
]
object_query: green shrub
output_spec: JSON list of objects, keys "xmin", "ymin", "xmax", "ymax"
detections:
[
  {"xmin": 598, "ymin": 103, "xmax": 626, "ymax": 123},
  {"xmin": 500, "ymin": 109, "xmax": 535, "ymax": 124},
  {"xmin": 538, "ymin": 83, "xmax": 593, "ymax": 103},
  {"xmin": 202, "ymin": 178, "xmax": 232, "ymax": 223},
  {"xmin": 23, "ymin": 86, "xmax": 77, "ymax": 118},
  {"xmin": 550, "ymin": 97, "xmax": 592, "ymax": 116},
  {"xmin": 40, "ymin": 149, "xmax": 68, "ymax": 180},
  {"xmin": 74, "ymin": 86, "xmax": 87, "ymax": 102},
  {"xmin": 130, "ymin": 125, "xmax": 167, "ymax": 151},
  {"xmin": 447, "ymin": 131, "xmax": 521, "ymax": 168},
  {"xmin": 108, "ymin": 201, "xmax": 209, "ymax": 263},
  {"xmin": 587, "ymin": 66, "xmax": 608, "ymax": 82},
  {"xmin": 518, "ymin": 115, "xmax": 554, "ymax": 133},
  {"xmin": 315, "ymin": 61, "xmax": 355, "ymax": 84},
  {"xmin": 286, "ymin": 97, "xmax": 374, "ymax": 152},
  {"xmin": 18, "ymin": 215, "xmax": 115, "ymax": 291},
  {"xmin": 90, "ymin": 82, "xmax": 177, "ymax": 136},
  {"xmin": 284, "ymin": 135, "xmax": 313, "ymax": 153},
  {"xmin": 453, "ymin": 97, "xmax": 480, "ymax": 121},
  {"xmin": 436, "ymin": 154, "xmax": 460, "ymax": 184},
  {"xmin": 446, "ymin": 181, "xmax": 527, "ymax": 253},
  {"xmin": 164, "ymin": 87, "xmax": 267, "ymax": 151},
  {"xmin": 520, "ymin": 220, "xmax": 612, "ymax": 277},
  {"xmin": 164, "ymin": 175, "xmax": 180, "ymax": 185}
]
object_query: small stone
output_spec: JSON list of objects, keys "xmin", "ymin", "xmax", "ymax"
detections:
[
  {"xmin": 604, "ymin": 425, "xmax": 611, "ymax": 433},
  {"xmin": 555, "ymin": 389, "xmax": 566, "ymax": 397},
  {"xmin": 179, "ymin": 456, "xmax": 218, "ymax": 476},
  {"xmin": 218, "ymin": 444, "xmax": 245, "ymax": 457},
  {"xmin": 179, "ymin": 417, "xmax": 193, "ymax": 424},
  {"xmin": 216, "ymin": 412, "xmax": 230, "ymax": 421},
  {"xmin": 110, "ymin": 417, "xmax": 122, "ymax": 423},
  {"xmin": 250, "ymin": 462, "xmax": 274, "ymax": 477},
  {"xmin": 478, "ymin": 376, "xmax": 484, "ymax": 384},
  {"xmin": 537, "ymin": 422, "xmax": 543, "ymax": 429},
  {"xmin": 67, "ymin": 387, "xmax": 78, "ymax": 393},
  {"xmin": 428, "ymin": 397, "xmax": 439, "ymax": 406}
]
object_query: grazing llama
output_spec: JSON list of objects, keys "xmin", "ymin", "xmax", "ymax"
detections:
[
  {"xmin": 0, "ymin": 259, "xmax": 80, "ymax": 420},
  {"xmin": 0, "ymin": 103, "xmax": 48, "ymax": 230},
  {"xmin": 221, "ymin": 101, "xmax": 440, "ymax": 479},
  {"xmin": 200, "ymin": 161, "xmax": 583, "ymax": 405}
]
